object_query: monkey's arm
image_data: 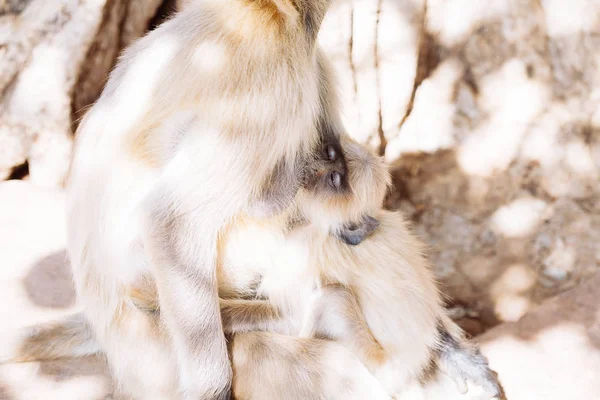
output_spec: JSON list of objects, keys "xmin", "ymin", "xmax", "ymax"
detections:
[
  {"xmin": 220, "ymin": 299, "xmax": 287, "ymax": 334},
  {"xmin": 126, "ymin": 284, "xmax": 289, "ymax": 335},
  {"xmin": 142, "ymin": 140, "xmax": 259, "ymax": 399}
]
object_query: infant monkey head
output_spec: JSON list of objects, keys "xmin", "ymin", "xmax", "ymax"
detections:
[{"xmin": 299, "ymin": 135, "xmax": 391, "ymax": 245}]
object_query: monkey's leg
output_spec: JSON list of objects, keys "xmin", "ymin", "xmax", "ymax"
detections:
[
  {"xmin": 142, "ymin": 136, "xmax": 300, "ymax": 400},
  {"xmin": 299, "ymin": 284, "xmax": 389, "ymax": 373},
  {"xmin": 230, "ymin": 332, "xmax": 390, "ymax": 400}
]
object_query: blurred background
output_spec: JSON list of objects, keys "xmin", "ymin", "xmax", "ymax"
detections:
[{"xmin": 1, "ymin": 0, "xmax": 599, "ymax": 399}]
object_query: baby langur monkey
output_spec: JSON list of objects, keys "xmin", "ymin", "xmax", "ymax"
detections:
[{"xmin": 215, "ymin": 137, "xmax": 504, "ymax": 400}]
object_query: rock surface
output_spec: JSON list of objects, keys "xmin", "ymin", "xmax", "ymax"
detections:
[
  {"xmin": 478, "ymin": 270, "xmax": 600, "ymax": 400},
  {"xmin": 0, "ymin": 181, "xmax": 112, "ymax": 399},
  {"xmin": 319, "ymin": 0, "xmax": 424, "ymax": 153},
  {"xmin": 374, "ymin": 0, "xmax": 600, "ymax": 332},
  {"xmin": 0, "ymin": 0, "xmax": 162, "ymax": 187}
]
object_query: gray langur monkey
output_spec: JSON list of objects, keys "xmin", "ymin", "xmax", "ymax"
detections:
[{"xmin": 61, "ymin": 0, "xmax": 362, "ymax": 396}]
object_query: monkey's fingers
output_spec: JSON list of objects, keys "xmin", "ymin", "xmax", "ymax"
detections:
[
  {"xmin": 453, "ymin": 376, "xmax": 468, "ymax": 394},
  {"xmin": 437, "ymin": 363, "xmax": 468, "ymax": 394}
]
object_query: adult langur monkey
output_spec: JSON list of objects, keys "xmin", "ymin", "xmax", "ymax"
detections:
[{"xmin": 63, "ymin": 0, "xmax": 362, "ymax": 398}]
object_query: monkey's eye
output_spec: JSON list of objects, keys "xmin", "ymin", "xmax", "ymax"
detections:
[
  {"xmin": 326, "ymin": 145, "xmax": 337, "ymax": 161},
  {"xmin": 328, "ymin": 171, "xmax": 342, "ymax": 189},
  {"xmin": 346, "ymin": 223, "xmax": 358, "ymax": 231}
]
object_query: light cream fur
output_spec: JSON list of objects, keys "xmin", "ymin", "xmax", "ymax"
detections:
[
  {"xmin": 213, "ymin": 136, "xmax": 501, "ymax": 399},
  {"xmin": 64, "ymin": 0, "xmax": 336, "ymax": 397},
  {"xmin": 229, "ymin": 331, "xmax": 390, "ymax": 400},
  {"xmin": 216, "ymin": 138, "xmax": 444, "ymax": 398},
  {"xmin": 111, "ymin": 136, "xmax": 499, "ymax": 399}
]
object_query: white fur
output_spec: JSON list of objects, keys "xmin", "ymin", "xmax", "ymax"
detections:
[
  {"xmin": 66, "ymin": 1, "xmax": 328, "ymax": 397},
  {"xmin": 220, "ymin": 209, "xmax": 442, "ymax": 398}
]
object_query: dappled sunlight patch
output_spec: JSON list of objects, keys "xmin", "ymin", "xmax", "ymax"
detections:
[
  {"xmin": 457, "ymin": 59, "xmax": 550, "ymax": 177},
  {"xmin": 110, "ymin": 35, "xmax": 181, "ymax": 136},
  {"xmin": 345, "ymin": 0, "xmax": 381, "ymax": 146},
  {"xmin": 480, "ymin": 322, "xmax": 600, "ymax": 400},
  {"xmin": 492, "ymin": 264, "xmax": 537, "ymax": 294},
  {"xmin": 541, "ymin": 169, "xmax": 572, "ymax": 198},
  {"xmin": 456, "ymin": 122, "xmax": 524, "ymax": 177},
  {"xmin": 539, "ymin": 238, "xmax": 577, "ymax": 282},
  {"xmin": 493, "ymin": 294, "xmax": 531, "ymax": 322},
  {"xmin": 426, "ymin": 0, "xmax": 509, "ymax": 47},
  {"xmin": 476, "ymin": 60, "xmax": 549, "ymax": 125},
  {"xmin": 543, "ymin": 0, "xmax": 599, "ymax": 37},
  {"xmin": 519, "ymin": 106, "xmax": 600, "ymax": 199},
  {"xmin": 0, "ymin": 359, "xmax": 111, "ymax": 400},
  {"xmin": 386, "ymin": 58, "xmax": 462, "ymax": 162},
  {"xmin": 490, "ymin": 197, "xmax": 549, "ymax": 238},
  {"xmin": 519, "ymin": 107, "xmax": 565, "ymax": 167},
  {"xmin": 377, "ymin": 0, "xmax": 421, "ymax": 147},
  {"xmin": 490, "ymin": 263, "xmax": 537, "ymax": 322},
  {"xmin": 9, "ymin": 46, "xmax": 68, "ymax": 121},
  {"xmin": 564, "ymin": 139, "xmax": 598, "ymax": 176},
  {"xmin": 190, "ymin": 40, "xmax": 229, "ymax": 74}
]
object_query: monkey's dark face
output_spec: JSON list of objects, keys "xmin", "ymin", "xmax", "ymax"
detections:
[
  {"xmin": 300, "ymin": 138, "xmax": 381, "ymax": 246},
  {"xmin": 302, "ymin": 138, "xmax": 350, "ymax": 195}
]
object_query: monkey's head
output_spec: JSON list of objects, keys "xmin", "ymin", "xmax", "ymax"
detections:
[{"xmin": 297, "ymin": 135, "xmax": 391, "ymax": 245}]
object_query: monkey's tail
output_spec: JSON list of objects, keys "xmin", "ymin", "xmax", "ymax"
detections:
[{"xmin": 0, "ymin": 313, "xmax": 102, "ymax": 364}]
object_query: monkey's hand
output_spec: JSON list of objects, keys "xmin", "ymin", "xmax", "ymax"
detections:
[
  {"xmin": 438, "ymin": 359, "xmax": 505, "ymax": 400},
  {"xmin": 336, "ymin": 215, "xmax": 380, "ymax": 246},
  {"xmin": 220, "ymin": 299, "xmax": 283, "ymax": 334}
]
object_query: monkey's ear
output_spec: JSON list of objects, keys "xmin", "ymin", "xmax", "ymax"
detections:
[{"xmin": 336, "ymin": 215, "xmax": 380, "ymax": 246}]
